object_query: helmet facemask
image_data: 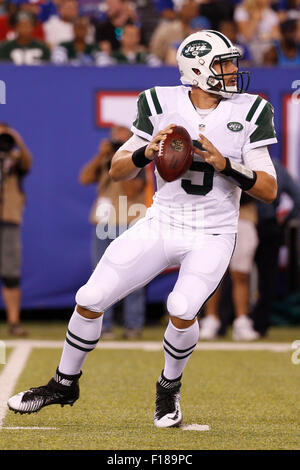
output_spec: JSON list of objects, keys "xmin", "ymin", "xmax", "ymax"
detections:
[{"xmin": 206, "ymin": 53, "xmax": 250, "ymax": 98}]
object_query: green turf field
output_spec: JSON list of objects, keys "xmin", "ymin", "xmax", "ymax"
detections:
[{"xmin": 0, "ymin": 323, "xmax": 300, "ymax": 450}]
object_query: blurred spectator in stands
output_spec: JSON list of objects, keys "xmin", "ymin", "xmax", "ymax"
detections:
[
  {"xmin": 198, "ymin": 0, "xmax": 235, "ymax": 31},
  {"xmin": 0, "ymin": 0, "xmax": 9, "ymax": 40},
  {"xmin": 37, "ymin": 0, "xmax": 59, "ymax": 23},
  {"xmin": 95, "ymin": 0, "xmax": 138, "ymax": 54},
  {"xmin": 107, "ymin": 23, "xmax": 161, "ymax": 65},
  {"xmin": 16, "ymin": 0, "xmax": 45, "ymax": 40},
  {"xmin": 252, "ymin": 159, "xmax": 300, "ymax": 337},
  {"xmin": 200, "ymin": 193, "xmax": 260, "ymax": 341},
  {"xmin": 133, "ymin": 0, "xmax": 166, "ymax": 47},
  {"xmin": 234, "ymin": 0, "xmax": 280, "ymax": 64},
  {"xmin": 0, "ymin": 123, "xmax": 32, "ymax": 337},
  {"xmin": 79, "ymin": 126, "xmax": 147, "ymax": 339},
  {"xmin": 0, "ymin": 0, "xmax": 6, "ymax": 16},
  {"xmin": 150, "ymin": 0, "xmax": 199, "ymax": 63},
  {"xmin": 0, "ymin": 0, "xmax": 46, "ymax": 42},
  {"xmin": 275, "ymin": 0, "xmax": 300, "ymax": 40},
  {"xmin": 43, "ymin": 0, "xmax": 80, "ymax": 48},
  {"xmin": 51, "ymin": 16, "xmax": 100, "ymax": 64},
  {"xmin": 77, "ymin": 0, "xmax": 107, "ymax": 23},
  {"xmin": 189, "ymin": 14, "xmax": 211, "ymax": 32},
  {"xmin": 0, "ymin": 11, "xmax": 50, "ymax": 64},
  {"xmin": 276, "ymin": 0, "xmax": 300, "ymax": 22},
  {"xmin": 154, "ymin": 0, "xmax": 176, "ymax": 20},
  {"xmin": 264, "ymin": 19, "xmax": 300, "ymax": 65},
  {"xmin": 219, "ymin": 19, "xmax": 254, "ymax": 65},
  {"xmin": 164, "ymin": 14, "xmax": 211, "ymax": 65}
]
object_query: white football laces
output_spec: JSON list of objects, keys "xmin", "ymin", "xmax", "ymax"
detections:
[{"xmin": 158, "ymin": 138, "xmax": 165, "ymax": 158}]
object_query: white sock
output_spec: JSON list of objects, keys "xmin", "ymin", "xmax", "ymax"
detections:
[
  {"xmin": 59, "ymin": 308, "xmax": 103, "ymax": 375},
  {"xmin": 163, "ymin": 320, "xmax": 199, "ymax": 380}
]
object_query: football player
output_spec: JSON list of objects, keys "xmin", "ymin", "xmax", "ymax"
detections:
[{"xmin": 8, "ymin": 30, "xmax": 277, "ymax": 428}]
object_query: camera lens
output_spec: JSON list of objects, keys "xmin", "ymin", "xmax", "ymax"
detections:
[
  {"xmin": 0, "ymin": 133, "xmax": 15, "ymax": 153},
  {"xmin": 111, "ymin": 141, "xmax": 124, "ymax": 152}
]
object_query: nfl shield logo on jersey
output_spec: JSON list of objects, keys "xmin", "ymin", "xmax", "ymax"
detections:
[{"xmin": 199, "ymin": 123, "xmax": 206, "ymax": 132}]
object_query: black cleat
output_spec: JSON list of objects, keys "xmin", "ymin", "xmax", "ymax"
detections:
[
  {"xmin": 154, "ymin": 372, "xmax": 182, "ymax": 428},
  {"xmin": 7, "ymin": 369, "xmax": 82, "ymax": 415}
]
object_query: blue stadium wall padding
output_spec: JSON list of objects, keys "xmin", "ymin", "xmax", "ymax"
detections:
[{"xmin": 0, "ymin": 65, "xmax": 297, "ymax": 308}]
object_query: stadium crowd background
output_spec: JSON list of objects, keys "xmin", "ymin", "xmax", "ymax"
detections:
[{"xmin": 0, "ymin": 0, "xmax": 299, "ymax": 66}]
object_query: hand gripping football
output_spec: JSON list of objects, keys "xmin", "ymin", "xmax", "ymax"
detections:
[{"xmin": 154, "ymin": 126, "xmax": 193, "ymax": 182}]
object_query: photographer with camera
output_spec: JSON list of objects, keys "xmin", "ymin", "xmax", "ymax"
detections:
[{"xmin": 0, "ymin": 123, "xmax": 32, "ymax": 336}]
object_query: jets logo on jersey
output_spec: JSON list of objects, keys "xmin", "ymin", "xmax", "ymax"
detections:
[
  {"xmin": 227, "ymin": 122, "xmax": 244, "ymax": 132},
  {"xmin": 182, "ymin": 40, "xmax": 212, "ymax": 58}
]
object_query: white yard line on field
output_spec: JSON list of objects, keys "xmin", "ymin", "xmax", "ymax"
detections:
[
  {"xmin": 181, "ymin": 424, "xmax": 210, "ymax": 431},
  {"xmin": 3, "ymin": 339, "xmax": 293, "ymax": 352},
  {"xmin": 0, "ymin": 344, "xmax": 32, "ymax": 428},
  {"xmin": 2, "ymin": 427, "xmax": 57, "ymax": 430}
]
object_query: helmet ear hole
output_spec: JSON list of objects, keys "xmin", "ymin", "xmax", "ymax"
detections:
[{"xmin": 192, "ymin": 68, "xmax": 201, "ymax": 76}]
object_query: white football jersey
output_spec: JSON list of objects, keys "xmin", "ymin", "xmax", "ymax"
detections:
[{"xmin": 131, "ymin": 85, "xmax": 277, "ymax": 234}]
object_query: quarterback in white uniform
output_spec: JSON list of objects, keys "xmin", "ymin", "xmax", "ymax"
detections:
[{"xmin": 8, "ymin": 30, "xmax": 277, "ymax": 428}]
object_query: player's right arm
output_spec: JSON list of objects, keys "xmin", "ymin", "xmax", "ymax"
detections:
[{"xmin": 109, "ymin": 149, "xmax": 142, "ymax": 181}]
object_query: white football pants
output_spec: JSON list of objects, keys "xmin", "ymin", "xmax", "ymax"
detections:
[{"xmin": 76, "ymin": 216, "xmax": 236, "ymax": 320}]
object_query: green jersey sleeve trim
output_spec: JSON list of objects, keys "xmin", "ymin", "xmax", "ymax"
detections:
[
  {"xmin": 250, "ymin": 102, "xmax": 276, "ymax": 144},
  {"xmin": 150, "ymin": 87, "xmax": 163, "ymax": 115},
  {"xmin": 132, "ymin": 91, "xmax": 154, "ymax": 137},
  {"xmin": 244, "ymin": 137, "xmax": 278, "ymax": 152},
  {"xmin": 246, "ymin": 96, "xmax": 263, "ymax": 122}
]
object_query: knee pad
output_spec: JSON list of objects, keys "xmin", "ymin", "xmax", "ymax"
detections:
[
  {"xmin": 76, "ymin": 259, "xmax": 120, "ymax": 311},
  {"xmin": 167, "ymin": 291, "xmax": 190, "ymax": 320},
  {"xmin": 75, "ymin": 283, "xmax": 103, "ymax": 310},
  {"xmin": 2, "ymin": 277, "xmax": 20, "ymax": 288}
]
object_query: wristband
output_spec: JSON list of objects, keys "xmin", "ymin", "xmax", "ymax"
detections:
[
  {"xmin": 132, "ymin": 145, "xmax": 152, "ymax": 168},
  {"xmin": 220, "ymin": 158, "xmax": 257, "ymax": 191}
]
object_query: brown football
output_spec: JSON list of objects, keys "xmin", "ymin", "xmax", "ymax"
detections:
[{"xmin": 154, "ymin": 125, "xmax": 193, "ymax": 182}]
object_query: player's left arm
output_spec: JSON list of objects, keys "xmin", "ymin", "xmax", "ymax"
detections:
[
  {"xmin": 195, "ymin": 97, "xmax": 278, "ymax": 204},
  {"xmin": 245, "ymin": 171, "xmax": 277, "ymax": 204},
  {"xmin": 240, "ymin": 98, "xmax": 277, "ymax": 203},
  {"xmin": 194, "ymin": 135, "xmax": 277, "ymax": 204},
  {"xmin": 241, "ymin": 145, "xmax": 277, "ymax": 203}
]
